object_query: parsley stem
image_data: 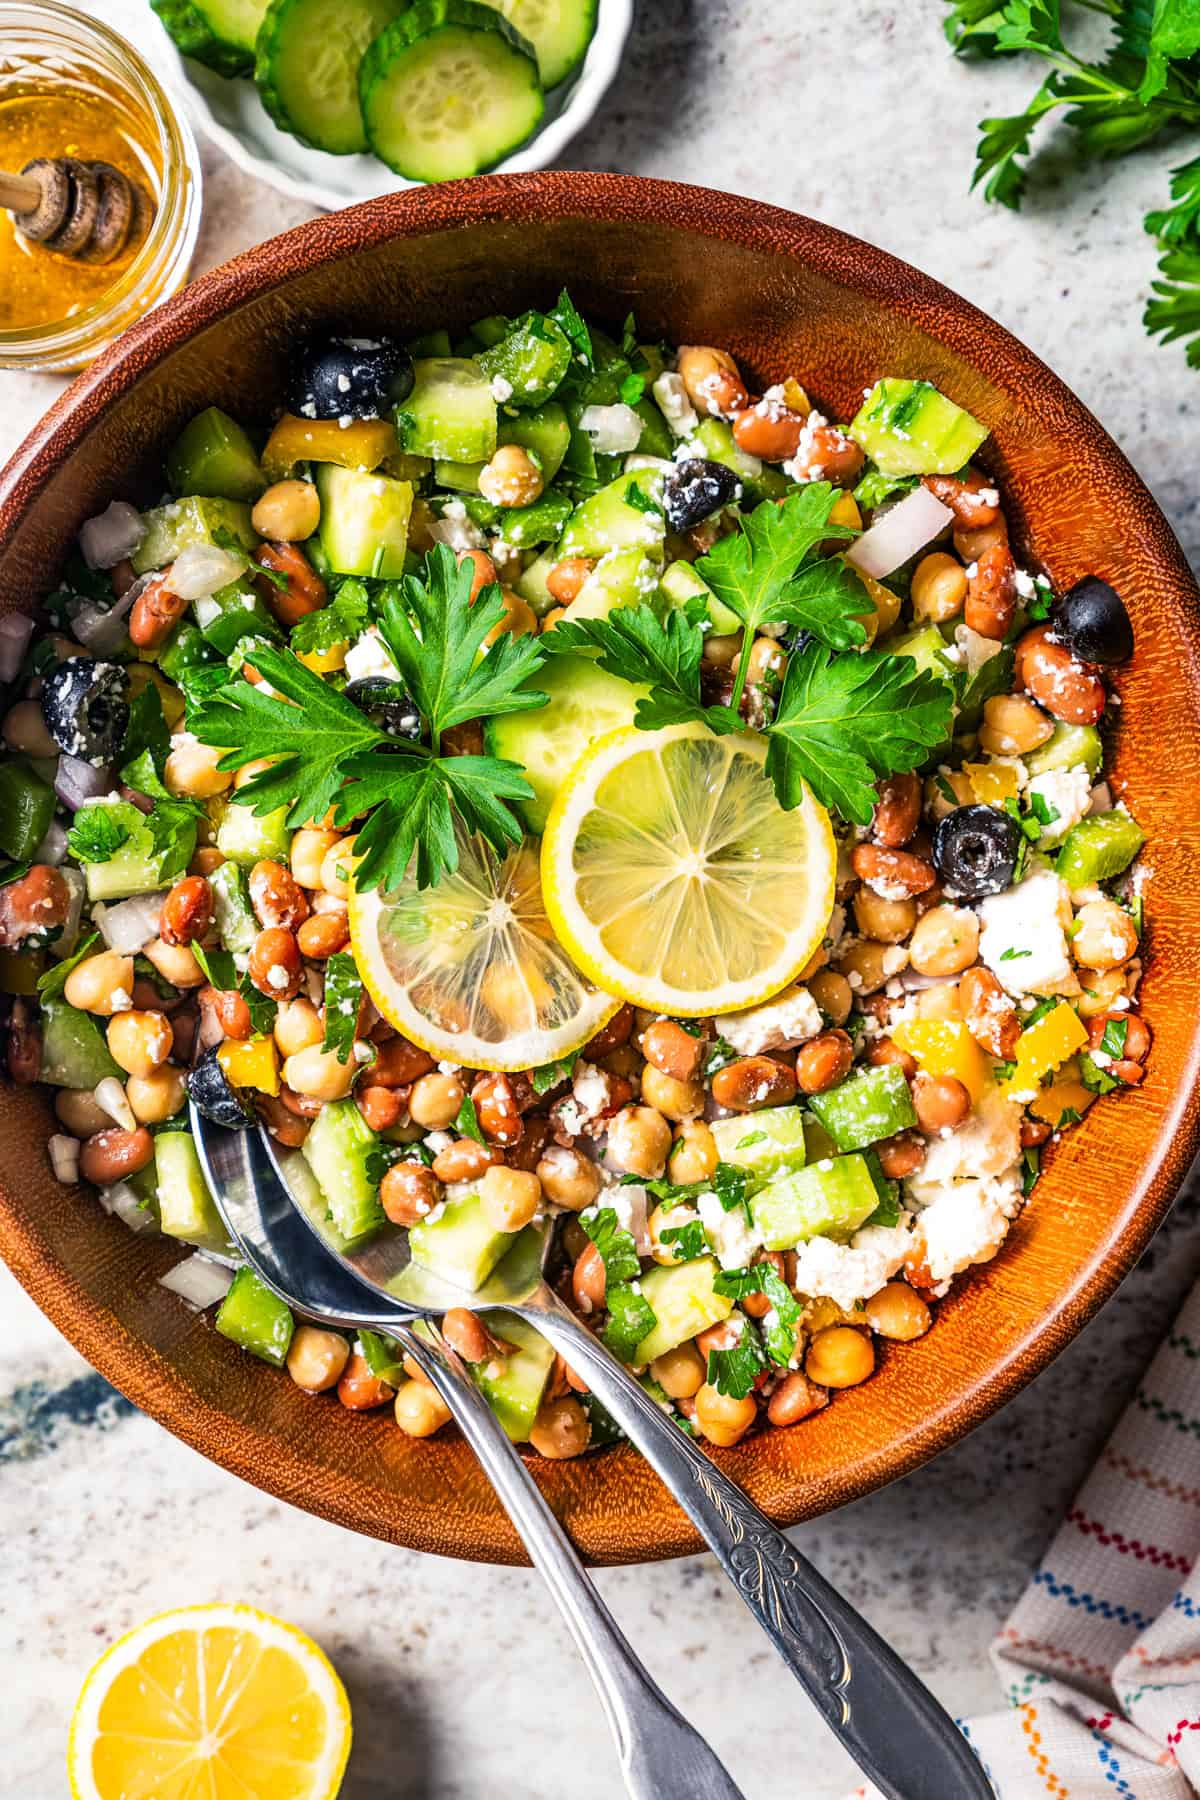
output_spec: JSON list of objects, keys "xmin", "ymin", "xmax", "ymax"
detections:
[{"xmin": 727, "ymin": 631, "xmax": 754, "ymax": 721}]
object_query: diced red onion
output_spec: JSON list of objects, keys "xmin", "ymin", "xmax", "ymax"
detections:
[
  {"xmin": 79, "ymin": 501, "xmax": 145, "ymax": 571},
  {"xmin": 68, "ymin": 579, "xmax": 142, "ymax": 656},
  {"xmin": 846, "ymin": 487, "xmax": 953, "ymax": 580},
  {"xmin": 579, "ymin": 403, "xmax": 644, "ymax": 454},
  {"xmin": 0, "ymin": 613, "xmax": 34, "ymax": 684},
  {"xmin": 94, "ymin": 1076, "xmax": 137, "ymax": 1131},
  {"xmin": 34, "ymin": 818, "xmax": 68, "ymax": 866},
  {"xmin": 94, "ymin": 890, "xmax": 164, "ymax": 956},
  {"xmin": 55, "ymin": 757, "xmax": 114, "ymax": 811},
  {"xmin": 159, "ymin": 1254, "xmax": 237, "ymax": 1309},
  {"xmin": 98, "ymin": 1179, "xmax": 157, "ymax": 1233},
  {"xmin": 1088, "ymin": 781, "xmax": 1112, "ymax": 814},
  {"xmin": 168, "ymin": 541, "xmax": 247, "ymax": 601},
  {"xmin": 48, "ymin": 1133, "xmax": 80, "ymax": 1184},
  {"xmin": 901, "ymin": 970, "xmax": 959, "ymax": 992}
]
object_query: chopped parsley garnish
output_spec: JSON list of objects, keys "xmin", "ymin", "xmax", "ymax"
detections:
[
  {"xmin": 1003, "ymin": 795, "xmax": 1042, "ymax": 842},
  {"xmin": 531, "ymin": 1049, "xmax": 581, "ymax": 1095},
  {"xmin": 623, "ymin": 478, "xmax": 662, "ymax": 516},
  {"xmin": 1029, "ymin": 790, "xmax": 1060, "ymax": 828},
  {"xmin": 618, "ymin": 371, "xmax": 646, "ymax": 406},
  {"xmin": 455, "ymin": 1095, "xmax": 486, "ymax": 1145},
  {"xmin": 1100, "ymin": 1016, "xmax": 1129, "ymax": 1059},
  {"xmin": 705, "ymin": 1317, "xmax": 767, "ymax": 1398},
  {"xmin": 602, "ymin": 1284, "xmax": 657, "ymax": 1362},
  {"xmin": 579, "ymin": 1205, "xmax": 642, "ymax": 1286},
  {"xmin": 1022, "ymin": 1145, "xmax": 1041, "ymax": 1195},
  {"xmin": 290, "ymin": 578, "xmax": 371, "ymax": 654},
  {"xmin": 658, "ymin": 1218, "xmax": 708, "ymax": 1261},
  {"xmin": 853, "ymin": 468, "xmax": 918, "ymax": 511},
  {"xmin": 704, "ymin": 1037, "xmax": 739, "ymax": 1076},
  {"xmin": 735, "ymin": 1131, "xmax": 767, "ymax": 1151},
  {"xmin": 1079, "ymin": 1053, "xmax": 1120, "ymax": 1096},
  {"xmin": 192, "ymin": 942, "xmax": 277, "ymax": 1037},
  {"xmin": 999, "ymin": 946, "xmax": 1033, "ymax": 961},
  {"xmin": 548, "ymin": 288, "xmax": 592, "ymax": 368},
  {"xmin": 632, "ymin": 1161, "xmax": 751, "ymax": 1220},
  {"xmin": 322, "ymin": 951, "xmax": 364, "ymax": 1065},
  {"xmin": 714, "ymin": 1264, "xmax": 804, "ymax": 1366},
  {"xmin": 191, "ymin": 942, "xmax": 238, "ymax": 992},
  {"xmin": 66, "ymin": 806, "xmax": 131, "ymax": 866}
]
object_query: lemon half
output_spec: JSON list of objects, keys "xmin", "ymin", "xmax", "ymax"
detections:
[
  {"xmin": 541, "ymin": 723, "xmax": 836, "ymax": 1017},
  {"xmin": 68, "ymin": 1603, "xmax": 352, "ymax": 1800}
]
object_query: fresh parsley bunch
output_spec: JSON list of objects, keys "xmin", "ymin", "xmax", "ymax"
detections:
[{"xmin": 942, "ymin": 0, "xmax": 1200, "ymax": 363}]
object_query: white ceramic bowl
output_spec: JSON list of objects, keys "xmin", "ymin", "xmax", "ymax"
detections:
[{"xmin": 148, "ymin": 1, "xmax": 633, "ymax": 211}]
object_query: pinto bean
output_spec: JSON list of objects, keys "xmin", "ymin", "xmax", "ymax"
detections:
[
  {"xmin": 871, "ymin": 772, "xmax": 922, "ymax": 848},
  {"xmin": 875, "ymin": 1130, "xmax": 926, "ymax": 1178},
  {"xmin": 710, "ymin": 1055, "xmax": 797, "ymax": 1111},
  {"xmin": 371, "ymin": 1036, "xmax": 435, "ymax": 1088},
  {"xmin": 676, "ymin": 345, "xmax": 748, "ymax": 417},
  {"xmin": 964, "ymin": 540, "xmax": 1017, "ymax": 640},
  {"xmin": 958, "ymin": 965, "xmax": 1021, "ymax": 1058},
  {"xmin": 80, "ymin": 1126, "xmax": 154, "ymax": 1184},
  {"xmin": 641, "ymin": 1018, "xmax": 703, "ymax": 1082},
  {"xmin": 472, "ymin": 1072, "xmax": 524, "ymax": 1146},
  {"xmin": 254, "ymin": 541, "xmax": 327, "ymax": 626},
  {"xmin": 795, "ymin": 1031, "xmax": 853, "ymax": 1096},
  {"xmin": 129, "ymin": 575, "xmax": 188, "ymax": 649},
  {"xmin": 160, "ymin": 876, "xmax": 213, "ymax": 947},
  {"xmin": 732, "ymin": 399, "xmax": 804, "ymax": 462},
  {"xmin": 249, "ymin": 859, "xmax": 310, "ymax": 931},
  {"xmin": 851, "ymin": 843, "xmax": 937, "ymax": 898},
  {"xmin": 5, "ymin": 999, "xmax": 40, "ymax": 1083},
  {"xmin": 380, "ymin": 1161, "xmax": 443, "ymax": 1227},
  {"xmin": 921, "ymin": 469, "xmax": 1001, "ymax": 529}
]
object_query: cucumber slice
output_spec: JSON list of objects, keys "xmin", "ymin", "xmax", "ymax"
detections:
[
  {"xmin": 157, "ymin": 621, "xmax": 219, "ymax": 688},
  {"xmin": 499, "ymin": 402, "xmax": 570, "ymax": 484},
  {"xmin": 689, "ymin": 417, "xmax": 792, "ymax": 505},
  {"xmin": 484, "ymin": 652, "xmax": 646, "ymax": 832},
  {"xmin": 514, "ymin": 549, "xmax": 556, "ymax": 615},
  {"xmin": 150, "ymin": 0, "xmax": 256, "ymax": 77},
  {"xmin": 659, "ymin": 559, "xmax": 740, "ymax": 635},
  {"xmin": 209, "ymin": 860, "xmax": 258, "ymax": 955},
  {"xmin": 79, "ymin": 800, "xmax": 194, "ymax": 902},
  {"xmin": 194, "ymin": 582, "xmax": 280, "ymax": 657},
  {"xmin": 314, "ymin": 464, "xmax": 413, "ymax": 578},
  {"xmin": 409, "ymin": 1190, "xmax": 513, "ymax": 1291},
  {"xmin": 301, "ymin": 1098, "xmax": 385, "ymax": 1246},
  {"xmin": 1056, "ymin": 810, "xmax": 1145, "ymax": 888},
  {"xmin": 407, "ymin": 328, "xmax": 453, "ymax": 358},
  {"xmin": 396, "ymin": 358, "xmax": 497, "ymax": 464},
  {"xmin": 1025, "ymin": 722, "xmax": 1104, "ymax": 780},
  {"xmin": 471, "ymin": 1311, "xmax": 556, "ymax": 1440},
  {"xmin": 479, "ymin": 0, "xmax": 596, "ymax": 86},
  {"xmin": 752, "ymin": 1155, "xmax": 882, "ymax": 1253},
  {"xmin": 39, "ymin": 999, "xmax": 123, "ymax": 1089},
  {"xmin": 214, "ymin": 799, "xmax": 292, "ymax": 866},
  {"xmin": 562, "ymin": 546, "xmax": 660, "ymax": 622},
  {"xmin": 167, "ymin": 407, "xmax": 265, "ymax": 505},
  {"xmin": 886, "ymin": 624, "xmax": 957, "ymax": 686},
  {"xmin": 558, "ymin": 470, "xmax": 667, "ymax": 560},
  {"xmin": 493, "ymin": 491, "xmax": 572, "ymax": 548},
  {"xmin": 709, "ymin": 1108, "xmax": 808, "ymax": 1195},
  {"xmin": 132, "ymin": 497, "xmax": 257, "ymax": 576},
  {"xmin": 216, "ymin": 1267, "xmax": 295, "ymax": 1367},
  {"xmin": 197, "ymin": 0, "xmax": 270, "ymax": 54},
  {"xmin": 850, "ymin": 380, "xmax": 988, "ymax": 479},
  {"xmin": 806, "ymin": 1063, "xmax": 917, "ymax": 1153},
  {"xmin": 359, "ymin": 0, "xmax": 543, "ymax": 183},
  {"xmin": 478, "ymin": 312, "xmax": 572, "ymax": 408},
  {"xmin": 256, "ymin": 0, "xmax": 403, "ymax": 154},
  {"xmin": 156, "ymin": 1130, "xmax": 233, "ymax": 1255},
  {"xmin": 634, "ymin": 1258, "xmax": 732, "ymax": 1366},
  {"xmin": 434, "ymin": 459, "xmax": 484, "ymax": 493}
]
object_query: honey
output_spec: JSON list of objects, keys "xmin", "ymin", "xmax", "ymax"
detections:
[{"xmin": 0, "ymin": 85, "xmax": 159, "ymax": 331}]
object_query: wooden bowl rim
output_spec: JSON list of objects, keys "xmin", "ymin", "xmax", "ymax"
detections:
[{"xmin": 2, "ymin": 171, "xmax": 1199, "ymax": 1565}]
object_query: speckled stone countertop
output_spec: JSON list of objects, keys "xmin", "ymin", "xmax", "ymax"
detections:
[{"xmin": 3, "ymin": 3, "xmax": 1198, "ymax": 1796}]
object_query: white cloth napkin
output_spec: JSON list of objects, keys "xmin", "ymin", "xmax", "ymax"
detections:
[{"xmin": 845, "ymin": 1281, "xmax": 1200, "ymax": 1798}]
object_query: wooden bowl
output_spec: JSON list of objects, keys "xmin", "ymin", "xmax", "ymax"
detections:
[{"xmin": 2, "ymin": 174, "xmax": 1198, "ymax": 1566}]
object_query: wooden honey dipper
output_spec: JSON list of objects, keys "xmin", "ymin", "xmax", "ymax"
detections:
[{"xmin": 0, "ymin": 157, "xmax": 151, "ymax": 263}]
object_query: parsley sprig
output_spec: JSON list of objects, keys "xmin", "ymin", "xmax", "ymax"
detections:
[{"xmin": 187, "ymin": 546, "xmax": 549, "ymax": 892}]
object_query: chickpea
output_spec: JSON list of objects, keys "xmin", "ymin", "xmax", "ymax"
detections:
[
  {"xmin": 159, "ymin": 875, "xmax": 213, "ymax": 948},
  {"xmin": 805, "ymin": 1325, "xmax": 875, "ymax": 1389},
  {"xmin": 605, "ymin": 1104, "xmax": 672, "ymax": 1177},
  {"xmin": 478, "ymin": 443, "xmax": 544, "ymax": 508},
  {"xmin": 909, "ymin": 904, "xmax": 980, "ymax": 977},
  {"xmin": 286, "ymin": 1324, "xmax": 349, "ymax": 1393},
  {"xmin": 702, "ymin": 631, "xmax": 742, "ymax": 669},
  {"xmin": 297, "ymin": 913, "xmax": 350, "ymax": 959},
  {"xmin": 409, "ymin": 1070, "xmax": 465, "ymax": 1129},
  {"xmin": 273, "ymin": 997, "xmax": 323, "ymax": 1059},
  {"xmin": 913, "ymin": 1072, "xmax": 971, "ymax": 1134},
  {"xmin": 710, "ymin": 1056, "xmax": 797, "ymax": 1112},
  {"xmin": 540, "ymin": 606, "xmax": 566, "ymax": 631},
  {"xmin": 806, "ymin": 968, "xmax": 853, "ymax": 1027},
  {"xmin": 545, "ymin": 556, "xmax": 594, "ymax": 605},
  {"xmin": 380, "ymin": 1160, "xmax": 443, "ymax": 1227},
  {"xmin": 142, "ymin": 937, "xmax": 206, "ymax": 990},
  {"xmin": 1077, "ymin": 966, "xmax": 1130, "ymax": 1019},
  {"xmin": 767, "ymin": 1372, "xmax": 828, "ymax": 1428},
  {"xmin": 640, "ymin": 1062, "xmax": 704, "ymax": 1121},
  {"xmin": 529, "ymin": 1394, "xmax": 591, "ymax": 1460},
  {"xmin": 337, "ymin": 1351, "xmax": 394, "ymax": 1411},
  {"xmin": 852, "ymin": 885, "xmax": 917, "ymax": 945},
  {"xmin": 283, "ymin": 1042, "xmax": 355, "ymax": 1102},
  {"xmin": 834, "ymin": 937, "xmax": 907, "ymax": 996},
  {"xmin": 676, "ymin": 345, "xmax": 748, "ymax": 417},
  {"xmin": 64, "ymin": 950, "xmax": 135, "ymax": 1016},
  {"xmin": 536, "ymin": 1144, "xmax": 602, "ymax": 1210},
  {"xmin": 795, "ymin": 1030, "xmax": 854, "ymax": 1096},
  {"xmin": 646, "ymin": 1200, "xmax": 687, "ymax": 1265},
  {"xmin": 395, "ymin": 1380, "xmax": 453, "ymax": 1438},
  {"xmin": 640, "ymin": 1019, "xmax": 703, "ymax": 1083},
  {"xmin": 746, "ymin": 635, "xmax": 788, "ymax": 689},
  {"xmin": 107, "ymin": 1009, "xmax": 173, "ymax": 1079},
  {"xmin": 865, "ymin": 1282, "xmax": 932, "ymax": 1342},
  {"xmin": 875, "ymin": 1130, "xmax": 926, "ymax": 1179},
  {"xmin": 647, "ymin": 1344, "xmax": 705, "ymax": 1404},
  {"xmin": 432, "ymin": 1137, "xmax": 499, "ymax": 1184},
  {"xmin": 480, "ymin": 1164, "xmax": 541, "ymax": 1233},
  {"xmin": 694, "ymin": 1382, "xmax": 758, "ymax": 1448},
  {"xmin": 572, "ymin": 1242, "xmax": 607, "ymax": 1314},
  {"xmin": 125, "ymin": 1065, "xmax": 187, "ymax": 1125},
  {"xmin": 1072, "ymin": 899, "xmax": 1139, "ymax": 971},
  {"xmin": 319, "ymin": 834, "xmax": 358, "ymax": 899},
  {"xmin": 978, "ymin": 693, "xmax": 1054, "ymax": 757},
  {"xmin": 911, "ymin": 552, "xmax": 967, "ymax": 624},
  {"xmin": 55, "ymin": 1087, "xmax": 112, "ymax": 1138},
  {"xmin": 249, "ymin": 859, "xmax": 310, "ymax": 931},
  {"xmin": 2, "ymin": 698, "xmax": 57, "ymax": 758},
  {"xmin": 667, "ymin": 1119, "xmax": 719, "ymax": 1187},
  {"xmin": 247, "ymin": 926, "xmax": 303, "ymax": 1000},
  {"xmin": 163, "ymin": 738, "xmax": 231, "ymax": 800},
  {"xmin": 291, "ymin": 827, "xmax": 342, "ymax": 891},
  {"xmin": 79, "ymin": 1126, "xmax": 154, "ymax": 1185},
  {"xmin": 251, "ymin": 478, "xmax": 320, "ymax": 542}
]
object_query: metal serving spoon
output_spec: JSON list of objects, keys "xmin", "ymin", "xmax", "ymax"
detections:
[
  {"xmin": 190, "ymin": 1105, "xmax": 746, "ymax": 1800},
  {"xmin": 251, "ymin": 1119, "xmax": 993, "ymax": 1800}
]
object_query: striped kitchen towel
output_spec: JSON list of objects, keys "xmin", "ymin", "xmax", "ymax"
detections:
[{"xmin": 847, "ymin": 1280, "xmax": 1200, "ymax": 1798}]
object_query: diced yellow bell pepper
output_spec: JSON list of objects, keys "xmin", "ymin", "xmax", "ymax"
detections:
[
  {"xmin": 782, "ymin": 377, "xmax": 812, "ymax": 415},
  {"xmin": 1001, "ymin": 1001, "xmax": 1088, "ymax": 1101},
  {"xmin": 847, "ymin": 565, "xmax": 902, "ymax": 645},
  {"xmin": 381, "ymin": 450, "xmax": 434, "ymax": 483},
  {"xmin": 0, "ymin": 948, "xmax": 45, "ymax": 995},
  {"xmin": 965, "ymin": 760, "xmax": 1020, "ymax": 808},
  {"xmin": 218, "ymin": 1036, "xmax": 280, "ymax": 1097},
  {"xmin": 1029, "ymin": 1078, "xmax": 1096, "ymax": 1128},
  {"xmin": 261, "ymin": 413, "xmax": 398, "ymax": 483},
  {"xmin": 827, "ymin": 490, "xmax": 861, "ymax": 532},
  {"xmin": 892, "ymin": 1017, "xmax": 991, "ymax": 1102},
  {"xmin": 297, "ymin": 643, "xmax": 347, "ymax": 675}
]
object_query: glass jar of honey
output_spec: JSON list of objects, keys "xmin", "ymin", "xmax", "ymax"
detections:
[{"xmin": 0, "ymin": 2, "xmax": 202, "ymax": 371}]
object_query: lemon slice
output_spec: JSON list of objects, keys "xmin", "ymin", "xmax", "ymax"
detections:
[
  {"xmin": 541, "ymin": 723, "xmax": 836, "ymax": 1017},
  {"xmin": 350, "ymin": 829, "xmax": 620, "ymax": 1071},
  {"xmin": 68, "ymin": 1603, "xmax": 351, "ymax": 1800}
]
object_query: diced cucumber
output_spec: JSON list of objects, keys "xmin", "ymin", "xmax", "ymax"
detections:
[
  {"xmin": 563, "ymin": 548, "xmax": 661, "ymax": 622},
  {"xmin": 630, "ymin": 398, "xmax": 673, "ymax": 461},
  {"xmin": 753, "ymin": 1155, "xmax": 881, "ymax": 1252},
  {"xmin": 634, "ymin": 1257, "xmax": 732, "ymax": 1366},
  {"xmin": 255, "ymin": 0, "xmax": 403, "ymax": 154},
  {"xmin": 558, "ymin": 470, "xmax": 667, "ymax": 559},
  {"xmin": 515, "ymin": 549, "xmax": 557, "ymax": 615},
  {"xmin": 214, "ymin": 799, "xmax": 291, "ymax": 866},
  {"xmin": 478, "ymin": 311, "xmax": 572, "ymax": 408},
  {"xmin": 407, "ymin": 328, "xmax": 453, "ymax": 358},
  {"xmin": 149, "ymin": 0, "xmax": 259, "ymax": 77},
  {"xmin": 209, "ymin": 860, "xmax": 258, "ymax": 955},
  {"xmin": 1056, "ymin": 810, "xmax": 1145, "ymax": 888},
  {"xmin": 806, "ymin": 1063, "xmax": 917, "ymax": 1152},
  {"xmin": 0, "ymin": 762, "xmax": 54, "ymax": 863},
  {"xmin": 478, "ymin": 0, "xmax": 596, "ymax": 86},
  {"xmin": 886, "ymin": 623, "xmax": 957, "ymax": 685},
  {"xmin": 277, "ymin": 1147, "xmax": 360, "ymax": 1256},
  {"xmin": 471, "ymin": 1310, "xmax": 555, "ymax": 1441},
  {"xmin": 850, "ymin": 379, "xmax": 988, "ymax": 479},
  {"xmin": 483, "ymin": 652, "xmax": 645, "ymax": 832},
  {"xmin": 195, "ymin": 0, "xmax": 270, "ymax": 55},
  {"xmin": 194, "ymin": 582, "xmax": 279, "ymax": 657},
  {"xmin": 359, "ymin": 1327, "xmax": 406, "ymax": 1386},
  {"xmin": 360, "ymin": 1, "xmax": 544, "ymax": 183},
  {"xmin": 493, "ymin": 491, "xmax": 572, "ymax": 548},
  {"xmin": 166, "ymin": 407, "xmax": 265, "ymax": 504},
  {"xmin": 409, "ymin": 1191, "xmax": 512, "ymax": 1291},
  {"xmin": 157, "ymin": 621, "xmax": 219, "ymax": 687},
  {"xmin": 38, "ymin": 999, "xmax": 122, "ymax": 1089},
  {"xmin": 1025, "ymin": 723, "xmax": 1104, "ymax": 780},
  {"xmin": 659, "ymin": 559, "xmax": 740, "ymax": 635},
  {"xmin": 155, "ymin": 1130, "xmax": 233, "ymax": 1255},
  {"xmin": 301, "ymin": 1097, "xmax": 385, "ymax": 1246},
  {"xmin": 710, "ymin": 1107, "xmax": 808, "ymax": 1194},
  {"xmin": 315, "ymin": 464, "xmax": 413, "ymax": 578},
  {"xmin": 79, "ymin": 800, "xmax": 192, "ymax": 902},
  {"xmin": 689, "ymin": 417, "xmax": 791, "ymax": 504},
  {"xmin": 132, "ymin": 497, "xmax": 257, "ymax": 576},
  {"xmin": 396, "ymin": 358, "xmax": 497, "ymax": 465},
  {"xmin": 216, "ymin": 1266, "xmax": 294, "ymax": 1367},
  {"xmin": 471, "ymin": 314, "xmax": 510, "ymax": 348},
  {"xmin": 498, "ymin": 402, "xmax": 570, "ymax": 483},
  {"xmin": 434, "ymin": 459, "xmax": 484, "ymax": 493}
]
